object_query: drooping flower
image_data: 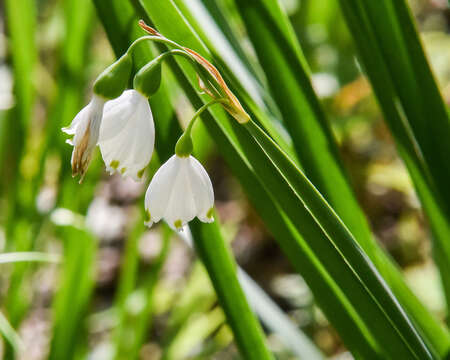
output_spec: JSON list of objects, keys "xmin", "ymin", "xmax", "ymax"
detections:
[
  {"xmin": 144, "ymin": 154, "xmax": 214, "ymax": 230},
  {"xmin": 62, "ymin": 94, "xmax": 106, "ymax": 180},
  {"xmin": 63, "ymin": 53, "xmax": 133, "ymax": 181},
  {"xmin": 98, "ymin": 89, "xmax": 155, "ymax": 180}
]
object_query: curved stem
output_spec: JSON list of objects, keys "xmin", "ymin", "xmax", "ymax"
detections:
[
  {"xmin": 185, "ymin": 98, "xmax": 228, "ymax": 135},
  {"xmin": 151, "ymin": 48, "xmax": 192, "ymax": 63},
  {"xmin": 175, "ymin": 98, "xmax": 228, "ymax": 157},
  {"xmin": 126, "ymin": 35, "xmax": 181, "ymax": 54}
]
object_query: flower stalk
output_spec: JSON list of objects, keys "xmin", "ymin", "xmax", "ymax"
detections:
[{"xmin": 175, "ymin": 98, "xmax": 226, "ymax": 157}]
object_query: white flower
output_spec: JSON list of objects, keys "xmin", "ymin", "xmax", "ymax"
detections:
[
  {"xmin": 144, "ymin": 154, "xmax": 214, "ymax": 230},
  {"xmin": 98, "ymin": 90, "xmax": 155, "ymax": 180},
  {"xmin": 62, "ymin": 94, "xmax": 105, "ymax": 180}
]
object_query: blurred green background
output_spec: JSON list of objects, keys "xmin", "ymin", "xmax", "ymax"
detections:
[{"xmin": 1, "ymin": 0, "xmax": 450, "ymax": 358}]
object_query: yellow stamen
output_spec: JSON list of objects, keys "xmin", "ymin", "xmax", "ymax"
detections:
[
  {"xmin": 174, "ymin": 219, "xmax": 183, "ymax": 229},
  {"xmin": 110, "ymin": 160, "xmax": 120, "ymax": 169}
]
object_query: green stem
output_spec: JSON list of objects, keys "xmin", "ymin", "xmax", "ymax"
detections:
[
  {"xmin": 188, "ymin": 98, "xmax": 228, "ymax": 134},
  {"xmin": 126, "ymin": 35, "xmax": 182, "ymax": 54},
  {"xmin": 151, "ymin": 48, "xmax": 192, "ymax": 64},
  {"xmin": 175, "ymin": 98, "xmax": 227, "ymax": 157}
]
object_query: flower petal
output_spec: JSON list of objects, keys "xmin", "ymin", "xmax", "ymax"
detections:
[
  {"xmin": 98, "ymin": 90, "xmax": 155, "ymax": 180},
  {"xmin": 145, "ymin": 155, "xmax": 179, "ymax": 223},
  {"xmin": 99, "ymin": 90, "xmax": 136, "ymax": 142},
  {"xmin": 164, "ymin": 157, "xmax": 197, "ymax": 227},
  {"xmin": 187, "ymin": 156, "xmax": 214, "ymax": 222},
  {"xmin": 63, "ymin": 94, "xmax": 105, "ymax": 179}
]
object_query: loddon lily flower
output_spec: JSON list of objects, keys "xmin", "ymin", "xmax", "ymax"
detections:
[
  {"xmin": 144, "ymin": 154, "xmax": 215, "ymax": 231},
  {"xmin": 62, "ymin": 94, "xmax": 106, "ymax": 180},
  {"xmin": 63, "ymin": 53, "xmax": 133, "ymax": 181},
  {"xmin": 98, "ymin": 89, "xmax": 155, "ymax": 181}
]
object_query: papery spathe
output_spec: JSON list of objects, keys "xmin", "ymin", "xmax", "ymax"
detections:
[{"xmin": 62, "ymin": 94, "xmax": 105, "ymax": 180}]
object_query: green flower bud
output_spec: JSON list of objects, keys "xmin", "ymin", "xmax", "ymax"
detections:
[
  {"xmin": 93, "ymin": 54, "xmax": 133, "ymax": 99},
  {"xmin": 175, "ymin": 132, "xmax": 194, "ymax": 157},
  {"xmin": 133, "ymin": 58, "xmax": 162, "ymax": 98}
]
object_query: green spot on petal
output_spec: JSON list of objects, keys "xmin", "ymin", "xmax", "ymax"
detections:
[
  {"xmin": 110, "ymin": 160, "xmax": 119, "ymax": 169},
  {"xmin": 207, "ymin": 207, "xmax": 214, "ymax": 219},
  {"xmin": 120, "ymin": 167, "xmax": 126, "ymax": 174},
  {"xmin": 137, "ymin": 167, "xmax": 146, "ymax": 179},
  {"xmin": 174, "ymin": 219, "xmax": 183, "ymax": 229},
  {"xmin": 145, "ymin": 210, "xmax": 151, "ymax": 223}
]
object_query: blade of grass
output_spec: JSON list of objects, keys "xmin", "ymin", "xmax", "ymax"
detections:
[
  {"xmin": 188, "ymin": 218, "xmax": 273, "ymax": 360},
  {"xmin": 162, "ymin": 260, "xmax": 217, "ymax": 346},
  {"xmin": 351, "ymin": 0, "xmax": 450, "ymax": 315},
  {"xmin": 0, "ymin": 252, "xmax": 61, "ymax": 264},
  {"xmin": 4, "ymin": 222, "xmax": 34, "ymax": 329},
  {"xmin": 335, "ymin": 0, "xmax": 450, "ymax": 352},
  {"xmin": 163, "ymin": 307, "xmax": 225, "ymax": 360},
  {"xmin": 112, "ymin": 217, "xmax": 145, "ymax": 354},
  {"xmin": 232, "ymin": 0, "xmax": 373, "ymax": 268},
  {"xmin": 233, "ymin": 0, "xmax": 366, "ymax": 234},
  {"xmin": 231, "ymin": 117, "xmax": 427, "ymax": 359},
  {"xmin": 114, "ymin": 226, "xmax": 171, "ymax": 360},
  {"xmin": 244, "ymin": 118, "xmax": 436, "ymax": 359},
  {"xmin": 48, "ymin": 227, "xmax": 97, "ymax": 360},
  {"xmin": 363, "ymin": 0, "xmax": 450, "ymax": 205},
  {"xmin": 0, "ymin": 312, "xmax": 23, "ymax": 354},
  {"xmin": 1, "ymin": 0, "xmax": 37, "ymax": 228},
  {"xmin": 237, "ymin": 269, "xmax": 324, "ymax": 360},
  {"xmin": 173, "ymin": 0, "xmax": 265, "ymax": 106}
]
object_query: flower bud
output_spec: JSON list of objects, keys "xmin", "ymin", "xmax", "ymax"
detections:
[
  {"xmin": 133, "ymin": 58, "xmax": 162, "ymax": 98},
  {"xmin": 93, "ymin": 54, "xmax": 133, "ymax": 99}
]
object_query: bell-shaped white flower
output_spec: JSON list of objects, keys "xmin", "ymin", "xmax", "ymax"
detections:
[
  {"xmin": 62, "ymin": 94, "xmax": 105, "ymax": 180},
  {"xmin": 98, "ymin": 89, "xmax": 155, "ymax": 180},
  {"xmin": 144, "ymin": 154, "xmax": 214, "ymax": 230}
]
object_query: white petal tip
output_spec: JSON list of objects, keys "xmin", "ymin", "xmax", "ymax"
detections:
[
  {"xmin": 199, "ymin": 208, "xmax": 215, "ymax": 224},
  {"xmin": 62, "ymin": 127, "xmax": 76, "ymax": 136},
  {"xmin": 168, "ymin": 219, "xmax": 186, "ymax": 232},
  {"xmin": 144, "ymin": 220, "xmax": 153, "ymax": 228},
  {"xmin": 199, "ymin": 215, "xmax": 214, "ymax": 223}
]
